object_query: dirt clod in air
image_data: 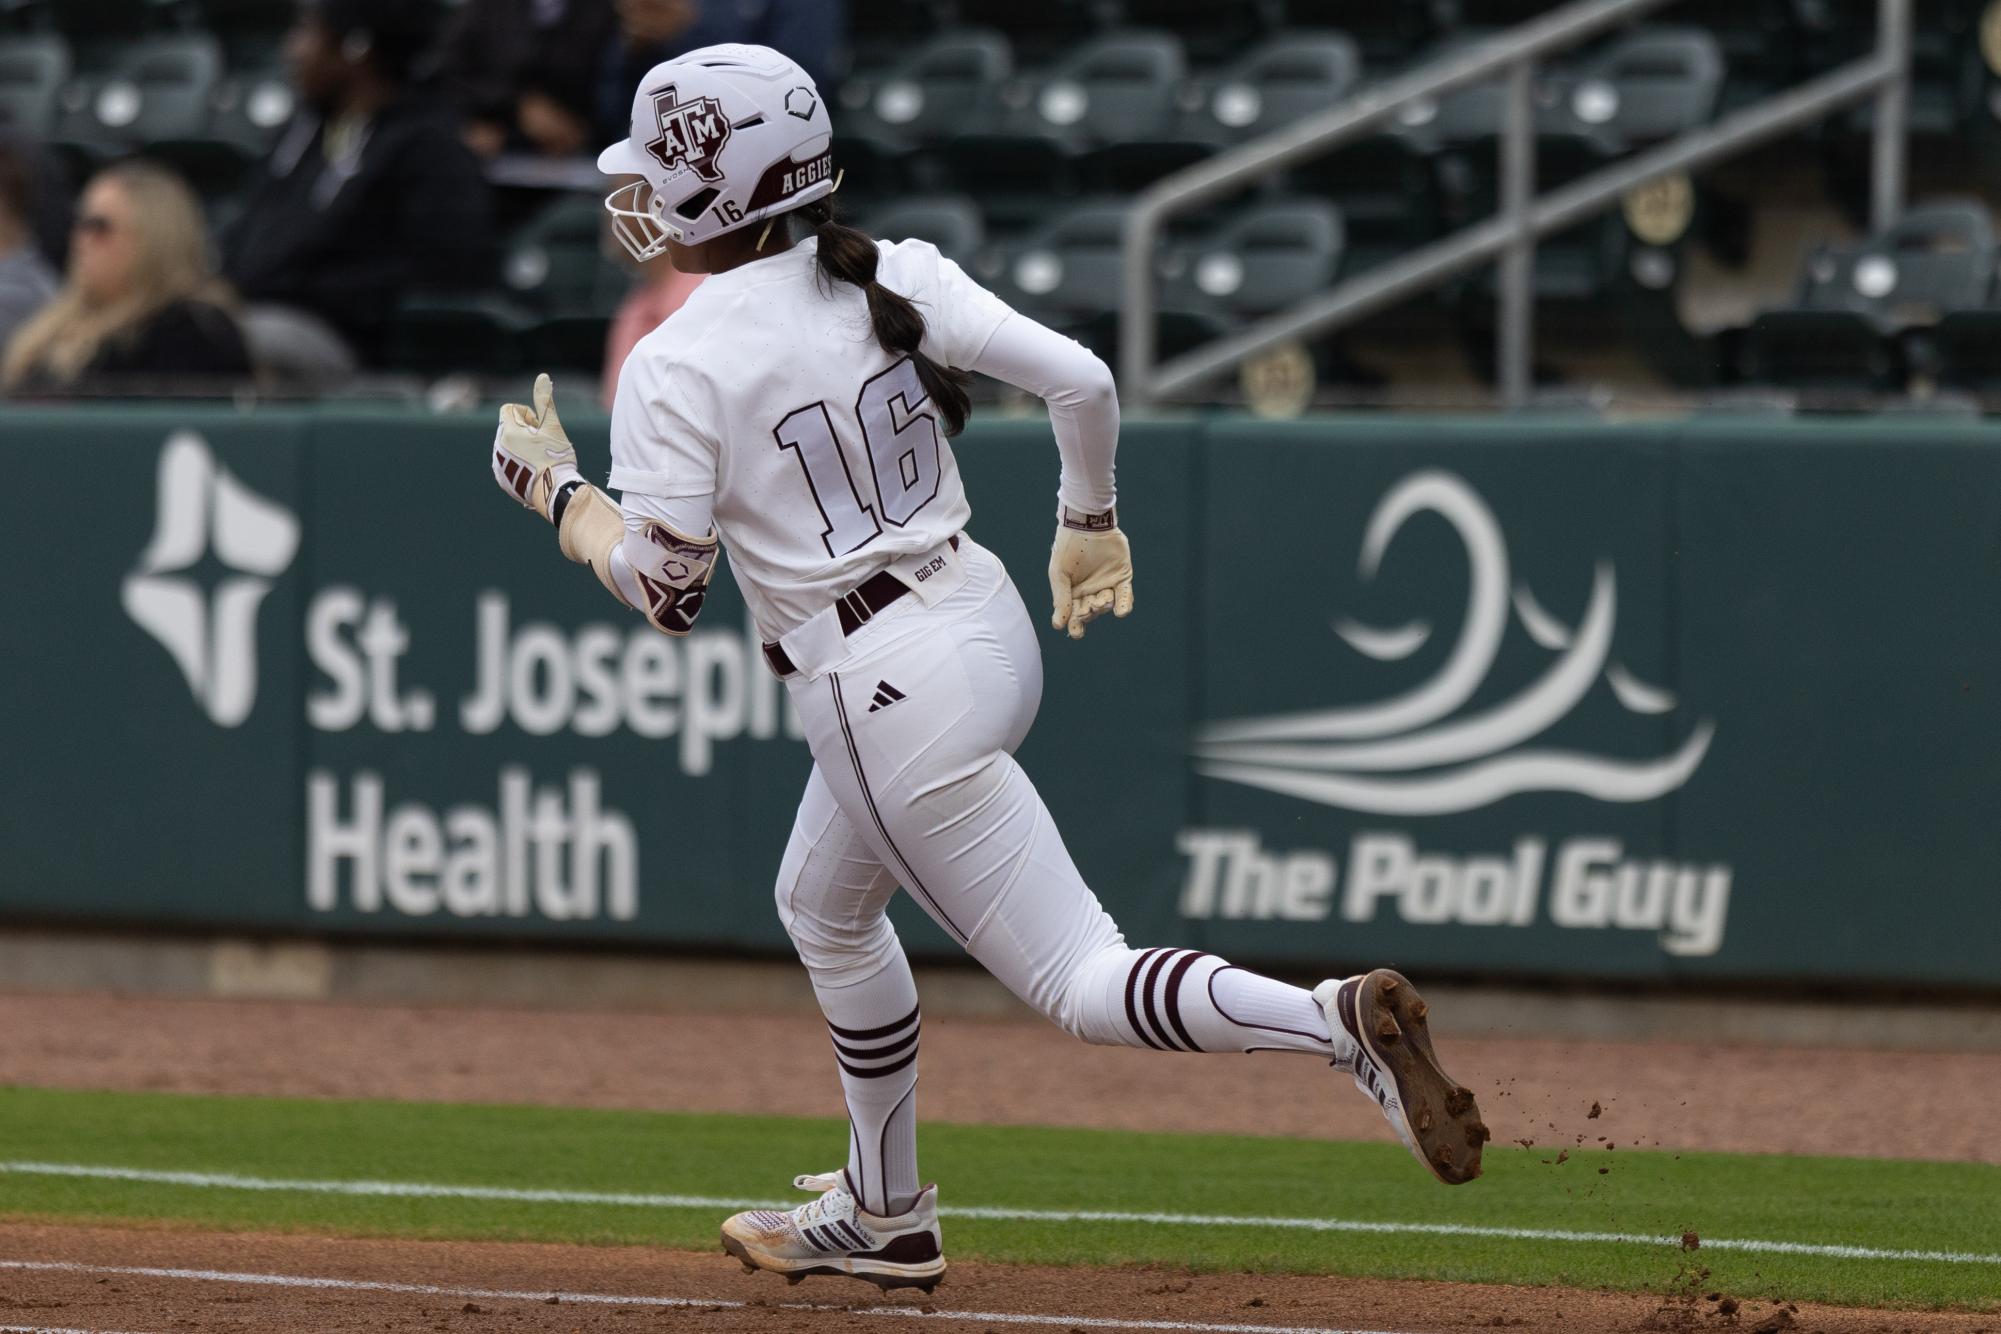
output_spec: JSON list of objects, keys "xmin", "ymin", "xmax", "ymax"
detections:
[
  {"xmin": 1717, "ymin": 1297, "xmax": 1739, "ymax": 1316},
  {"xmin": 1680, "ymin": 1232, "xmax": 1700, "ymax": 1251},
  {"xmin": 1749, "ymin": 1311, "xmax": 1796, "ymax": 1332},
  {"xmin": 1588, "ymin": 1101, "xmax": 1603, "ymax": 1119},
  {"xmin": 461, "ymin": 1303, "xmax": 483, "ymax": 1314},
  {"xmin": 1598, "ymin": 1166, "xmax": 1610, "ymax": 1175},
  {"xmin": 1554, "ymin": 1149, "xmax": 1569, "ymax": 1165}
]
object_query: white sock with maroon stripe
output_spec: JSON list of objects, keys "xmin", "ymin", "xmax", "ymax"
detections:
[
  {"xmin": 813, "ymin": 958, "xmax": 922, "ymax": 1219},
  {"xmin": 1080, "ymin": 947, "xmax": 1334, "ymax": 1057}
]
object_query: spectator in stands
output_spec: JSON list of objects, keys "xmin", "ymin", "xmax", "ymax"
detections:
[
  {"xmin": 600, "ymin": 246, "xmax": 702, "ymax": 407},
  {"xmin": 594, "ymin": 0, "xmax": 845, "ymax": 144},
  {"xmin": 441, "ymin": 0, "xmax": 619, "ymax": 159},
  {"xmin": 223, "ymin": 0, "xmax": 498, "ymax": 372},
  {"xmin": 2, "ymin": 161, "xmax": 249, "ymax": 395},
  {"xmin": 0, "ymin": 141, "xmax": 57, "ymax": 352}
]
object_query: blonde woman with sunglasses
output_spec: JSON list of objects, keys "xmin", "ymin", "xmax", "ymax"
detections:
[{"xmin": 3, "ymin": 161, "xmax": 249, "ymax": 395}]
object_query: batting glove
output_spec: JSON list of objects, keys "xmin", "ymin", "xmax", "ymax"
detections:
[
  {"xmin": 1048, "ymin": 506, "xmax": 1134, "ymax": 640},
  {"xmin": 493, "ymin": 372, "xmax": 582, "ymax": 522}
]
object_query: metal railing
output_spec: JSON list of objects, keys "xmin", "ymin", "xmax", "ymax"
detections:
[{"xmin": 1118, "ymin": 0, "xmax": 1913, "ymax": 410}]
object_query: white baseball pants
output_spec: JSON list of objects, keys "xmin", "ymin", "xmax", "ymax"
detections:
[{"xmin": 774, "ymin": 537, "xmax": 1338, "ymax": 1218}]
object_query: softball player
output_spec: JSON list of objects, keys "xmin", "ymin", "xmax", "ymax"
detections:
[{"xmin": 492, "ymin": 42, "xmax": 1487, "ymax": 1294}]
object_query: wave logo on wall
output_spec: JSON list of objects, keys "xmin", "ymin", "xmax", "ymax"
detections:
[
  {"xmin": 123, "ymin": 432, "xmax": 301, "ymax": 727},
  {"xmin": 1193, "ymin": 470, "xmax": 1712, "ymax": 816}
]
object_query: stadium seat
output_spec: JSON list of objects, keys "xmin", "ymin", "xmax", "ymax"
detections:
[
  {"xmin": 864, "ymin": 194, "xmax": 985, "ymax": 265},
  {"xmin": 932, "ymin": 29, "xmax": 1188, "ymax": 222},
  {"xmin": 1664, "ymin": 0, "xmax": 1799, "ymax": 109},
  {"xmin": 1797, "ymin": 0, "xmax": 1982, "ymax": 141},
  {"xmin": 1161, "ymin": 198, "xmax": 1344, "ymax": 324},
  {"xmin": 840, "ymin": 27, "xmax": 1013, "ymax": 150},
  {"xmin": 847, "ymin": 0, "xmax": 944, "ymax": 71},
  {"xmin": 1279, "ymin": 0, "xmax": 1441, "ymax": 65},
  {"xmin": 940, "ymin": 0, "xmax": 1112, "ymax": 61},
  {"xmin": 1000, "ymin": 28, "xmax": 1187, "ymax": 146},
  {"xmin": 1921, "ymin": 305, "xmax": 2001, "ymax": 401},
  {"xmin": 384, "ymin": 294, "xmax": 529, "ymax": 379},
  {"xmin": 1740, "ymin": 201, "xmax": 1995, "ymax": 396},
  {"xmin": 502, "ymin": 193, "xmax": 628, "ymax": 317},
  {"xmin": 1177, "ymin": 30, "xmax": 1360, "ymax": 148},
  {"xmin": 984, "ymin": 198, "xmax": 1128, "ymax": 329},
  {"xmin": 51, "ymin": 32, "xmax": 221, "ymax": 163},
  {"xmin": 1741, "ymin": 307, "xmax": 1907, "ymax": 396},
  {"xmin": 1790, "ymin": 201, "xmax": 1994, "ymax": 323},
  {"xmin": 1106, "ymin": 0, "xmax": 1276, "ymax": 61},
  {"xmin": 1543, "ymin": 28, "xmax": 1725, "ymax": 149},
  {"xmin": 201, "ymin": 54, "xmax": 294, "ymax": 158},
  {"xmin": 20, "ymin": 0, "xmax": 167, "ymax": 71},
  {"xmin": 0, "ymin": 33, "xmax": 68, "ymax": 135},
  {"xmin": 982, "ymin": 198, "xmax": 1216, "ymax": 363}
]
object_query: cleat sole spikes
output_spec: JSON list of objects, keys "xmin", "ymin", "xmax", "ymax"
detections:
[{"xmin": 1354, "ymin": 969, "xmax": 1488, "ymax": 1186}]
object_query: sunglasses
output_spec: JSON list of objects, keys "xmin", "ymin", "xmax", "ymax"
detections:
[{"xmin": 73, "ymin": 214, "xmax": 117, "ymax": 238}]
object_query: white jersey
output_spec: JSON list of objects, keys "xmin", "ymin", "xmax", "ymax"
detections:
[{"xmin": 608, "ymin": 236, "xmax": 1013, "ymax": 642}]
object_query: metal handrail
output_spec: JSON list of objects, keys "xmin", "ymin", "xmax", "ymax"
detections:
[{"xmin": 1118, "ymin": 0, "xmax": 1913, "ymax": 410}]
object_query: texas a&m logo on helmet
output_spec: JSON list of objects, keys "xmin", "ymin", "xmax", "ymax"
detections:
[{"xmin": 645, "ymin": 84, "xmax": 731, "ymax": 182}]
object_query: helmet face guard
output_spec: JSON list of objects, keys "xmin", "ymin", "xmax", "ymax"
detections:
[
  {"xmin": 606, "ymin": 178, "xmax": 676, "ymax": 263},
  {"xmin": 597, "ymin": 44, "xmax": 837, "ymax": 253}
]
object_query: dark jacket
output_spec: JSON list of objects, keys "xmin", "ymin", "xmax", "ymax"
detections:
[
  {"xmin": 223, "ymin": 96, "xmax": 498, "ymax": 362},
  {"xmin": 440, "ymin": 0, "xmax": 618, "ymax": 134},
  {"xmin": 13, "ymin": 299, "xmax": 250, "ymax": 396}
]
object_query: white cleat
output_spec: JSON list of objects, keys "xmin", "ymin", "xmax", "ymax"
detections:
[
  {"xmin": 1315, "ymin": 969, "xmax": 1490, "ymax": 1185},
  {"xmin": 720, "ymin": 1171, "xmax": 946, "ymax": 1292}
]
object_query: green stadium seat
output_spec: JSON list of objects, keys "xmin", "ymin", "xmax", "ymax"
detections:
[
  {"xmin": 999, "ymin": 28, "xmax": 1187, "ymax": 145},
  {"xmin": 1792, "ymin": 201, "xmax": 1994, "ymax": 322},
  {"xmin": 1740, "ymin": 201, "xmax": 1995, "ymax": 397},
  {"xmin": 1160, "ymin": 198, "xmax": 1343, "ymax": 324},
  {"xmin": 1279, "ymin": 0, "xmax": 1441, "ymax": 66},
  {"xmin": 941, "ymin": 28, "xmax": 1190, "ymax": 203},
  {"xmin": 1176, "ymin": 31, "xmax": 1360, "ymax": 148},
  {"xmin": 840, "ymin": 27, "xmax": 1013, "ymax": 150},
  {"xmin": 941, "ymin": 0, "xmax": 1110, "ymax": 62},
  {"xmin": 502, "ymin": 192, "xmax": 628, "ymax": 317},
  {"xmin": 1107, "ymin": 0, "xmax": 1277, "ymax": 62},
  {"xmin": 51, "ymin": 32, "xmax": 221, "ymax": 163},
  {"xmin": 384, "ymin": 294, "xmax": 530, "ymax": 378},
  {"xmin": 0, "ymin": 33, "xmax": 68, "ymax": 136},
  {"xmin": 864, "ymin": 194, "xmax": 985, "ymax": 265},
  {"xmin": 1798, "ymin": 0, "xmax": 1982, "ymax": 140},
  {"xmin": 1544, "ymin": 28, "xmax": 1725, "ymax": 149},
  {"xmin": 984, "ymin": 197, "xmax": 1128, "ymax": 327}
]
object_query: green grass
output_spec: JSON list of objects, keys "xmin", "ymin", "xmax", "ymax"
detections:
[{"xmin": 0, "ymin": 1086, "xmax": 1995, "ymax": 1311}]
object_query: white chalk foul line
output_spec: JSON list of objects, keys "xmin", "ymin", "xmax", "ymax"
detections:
[
  {"xmin": 3, "ymin": 1160, "xmax": 1996, "ymax": 1268},
  {"xmin": 0, "ymin": 1260, "xmax": 1406, "ymax": 1334}
]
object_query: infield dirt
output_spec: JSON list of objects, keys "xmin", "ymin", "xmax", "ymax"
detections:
[{"xmin": 2, "ymin": 990, "xmax": 1998, "ymax": 1333}]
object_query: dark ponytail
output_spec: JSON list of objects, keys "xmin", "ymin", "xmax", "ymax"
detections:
[{"xmin": 797, "ymin": 197, "xmax": 974, "ymax": 437}]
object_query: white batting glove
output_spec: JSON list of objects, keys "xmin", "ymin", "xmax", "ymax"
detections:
[
  {"xmin": 1048, "ymin": 506, "xmax": 1134, "ymax": 640},
  {"xmin": 493, "ymin": 372, "xmax": 582, "ymax": 521}
]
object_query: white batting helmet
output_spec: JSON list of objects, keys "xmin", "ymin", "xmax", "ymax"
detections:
[{"xmin": 597, "ymin": 43, "xmax": 836, "ymax": 259}]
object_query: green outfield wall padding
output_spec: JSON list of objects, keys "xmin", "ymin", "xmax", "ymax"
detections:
[{"xmin": 3, "ymin": 408, "xmax": 1997, "ymax": 986}]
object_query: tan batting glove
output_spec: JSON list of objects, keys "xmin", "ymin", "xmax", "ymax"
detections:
[
  {"xmin": 493, "ymin": 372, "xmax": 582, "ymax": 521},
  {"xmin": 1048, "ymin": 506, "xmax": 1134, "ymax": 640}
]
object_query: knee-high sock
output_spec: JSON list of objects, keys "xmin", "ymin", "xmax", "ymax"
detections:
[
  {"xmin": 811, "ymin": 953, "xmax": 922, "ymax": 1218},
  {"xmin": 1070, "ymin": 947, "xmax": 1335, "ymax": 1057}
]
